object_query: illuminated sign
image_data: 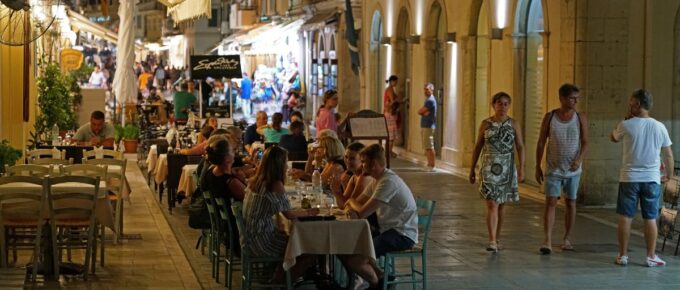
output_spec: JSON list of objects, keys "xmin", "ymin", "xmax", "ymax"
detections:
[{"xmin": 190, "ymin": 55, "xmax": 243, "ymax": 79}]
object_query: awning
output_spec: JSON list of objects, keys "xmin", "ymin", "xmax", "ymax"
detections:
[
  {"xmin": 157, "ymin": 0, "xmax": 184, "ymax": 6},
  {"xmin": 301, "ymin": 10, "xmax": 338, "ymax": 31},
  {"xmin": 167, "ymin": 0, "xmax": 211, "ymax": 23},
  {"xmin": 209, "ymin": 17, "xmax": 304, "ymax": 54},
  {"xmin": 67, "ymin": 9, "xmax": 144, "ymax": 51}
]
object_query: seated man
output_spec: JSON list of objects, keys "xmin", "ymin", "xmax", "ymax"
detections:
[
  {"xmin": 278, "ymin": 120, "xmax": 308, "ymax": 159},
  {"xmin": 346, "ymin": 144, "xmax": 418, "ymax": 257},
  {"xmin": 173, "ymin": 80, "xmax": 197, "ymax": 124},
  {"xmin": 244, "ymin": 110, "xmax": 268, "ymax": 154},
  {"xmin": 73, "ymin": 110, "xmax": 115, "ymax": 147}
]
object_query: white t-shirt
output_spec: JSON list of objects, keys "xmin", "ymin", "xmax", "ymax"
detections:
[
  {"xmin": 611, "ymin": 117, "xmax": 672, "ymax": 184},
  {"xmin": 362, "ymin": 169, "xmax": 418, "ymax": 242}
]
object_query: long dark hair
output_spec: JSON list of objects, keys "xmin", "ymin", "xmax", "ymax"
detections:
[{"xmin": 249, "ymin": 146, "xmax": 288, "ymax": 193}]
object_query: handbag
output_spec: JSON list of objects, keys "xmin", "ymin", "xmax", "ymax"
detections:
[{"xmin": 188, "ymin": 193, "xmax": 211, "ymax": 229}]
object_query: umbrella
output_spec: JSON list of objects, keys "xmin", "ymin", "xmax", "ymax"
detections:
[{"xmin": 112, "ymin": 0, "xmax": 138, "ymax": 126}]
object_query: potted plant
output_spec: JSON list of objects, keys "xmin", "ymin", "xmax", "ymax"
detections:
[
  {"xmin": 0, "ymin": 140, "xmax": 22, "ymax": 174},
  {"xmin": 122, "ymin": 124, "xmax": 140, "ymax": 153},
  {"xmin": 34, "ymin": 61, "xmax": 77, "ymax": 141},
  {"xmin": 114, "ymin": 124, "xmax": 125, "ymax": 143}
]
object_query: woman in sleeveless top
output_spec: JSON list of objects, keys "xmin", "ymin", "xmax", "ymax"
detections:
[
  {"xmin": 383, "ymin": 75, "xmax": 400, "ymax": 157},
  {"xmin": 469, "ymin": 92, "xmax": 525, "ymax": 253}
]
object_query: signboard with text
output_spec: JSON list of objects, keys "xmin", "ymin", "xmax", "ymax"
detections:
[{"xmin": 190, "ymin": 55, "xmax": 242, "ymax": 79}]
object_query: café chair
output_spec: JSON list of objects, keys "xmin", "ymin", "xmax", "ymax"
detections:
[
  {"xmin": 230, "ymin": 201, "xmax": 293, "ymax": 290},
  {"xmin": 659, "ymin": 177, "xmax": 680, "ymax": 255},
  {"xmin": 48, "ymin": 175, "xmax": 101, "ymax": 280},
  {"xmin": 83, "ymin": 158, "xmax": 128, "ymax": 244},
  {"xmin": 380, "ymin": 197, "xmax": 436, "ymax": 290},
  {"xmin": 215, "ymin": 197, "xmax": 241, "ymax": 288},
  {"xmin": 25, "ymin": 148, "xmax": 66, "ymax": 163},
  {"xmin": 0, "ymin": 176, "xmax": 53, "ymax": 282},
  {"xmin": 82, "ymin": 149, "xmax": 123, "ymax": 160},
  {"xmin": 4, "ymin": 164, "xmax": 52, "ymax": 177},
  {"xmin": 203, "ymin": 191, "xmax": 219, "ymax": 281}
]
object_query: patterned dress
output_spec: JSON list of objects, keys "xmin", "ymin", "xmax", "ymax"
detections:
[
  {"xmin": 478, "ymin": 118, "xmax": 519, "ymax": 203},
  {"xmin": 243, "ymin": 188, "xmax": 291, "ymax": 257}
]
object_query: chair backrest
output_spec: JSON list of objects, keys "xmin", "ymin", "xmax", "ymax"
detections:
[
  {"xmin": 82, "ymin": 149, "xmax": 123, "ymax": 161},
  {"xmin": 203, "ymin": 191, "xmax": 219, "ymax": 233},
  {"xmin": 4, "ymin": 164, "xmax": 52, "ymax": 177},
  {"xmin": 82, "ymin": 158, "xmax": 127, "ymax": 197},
  {"xmin": 663, "ymin": 176, "xmax": 680, "ymax": 207},
  {"xmin": 0, "ymin": 175, "xmax": 47, "ymax": 224},
  {"xmin": 60, "ymin": 164, "xmax": 108, "ymax": 180},
  {"xmin": 166, "ymin": 154, "xmax": 189, "ymax": 189},
  {"xmin": 415, "ymin": 197, "xmax": 436, "ymax": 248},
  {"xmin": 215, "ymin": 197, "xmax": 236, "ymax": 253},
  {"xmin": 230, "ymin": 201, "xmax": 246, "ymax": 250},
  {"xmin": 48, "ymin": 175, "xmax": 100, "ymax": 224},
  {"xmin": 26, "ymin": 149, "xmax": 65, "ymax": 162},
  {"xmin": 30, "ymin": 158, "xmax": 74, "ymax": 165}
]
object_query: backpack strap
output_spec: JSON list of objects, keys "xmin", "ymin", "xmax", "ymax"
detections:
[{"xmin": 546, "ymin": 110, "xmax": 557, "ymax": 136}]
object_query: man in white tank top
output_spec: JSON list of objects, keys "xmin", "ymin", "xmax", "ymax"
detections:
[
  {"xmin": 535, "ymin": 84, "xmax": 589, "ymax": 254},
  {"xmin": 610, "ymin": 89, "xmax": 674, "ymax": 267}
]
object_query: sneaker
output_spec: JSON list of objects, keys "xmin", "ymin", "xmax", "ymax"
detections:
[
  {"xmin": 615, "ymin": 255, "xmax": 628, "ymax": 266},
  {"xmin": 496, "ymin": 240, "xmax": 504, "ymax": 251},
  {"xmin": 646, "ymin": 255, "xmax": 666, "ymax": 267},
  {"xmin": 486, "ymin": 241, "xmax": 498, "ymax": 253}
]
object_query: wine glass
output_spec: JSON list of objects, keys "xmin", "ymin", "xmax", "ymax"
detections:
[{"xmin": 325, "ymin": 194, "xmax": 336, "ymax": 216}]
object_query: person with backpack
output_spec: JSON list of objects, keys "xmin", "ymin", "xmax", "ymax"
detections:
[{"xmin": 535, "ymin": 83, "xmax": 589, "ymax": 254}]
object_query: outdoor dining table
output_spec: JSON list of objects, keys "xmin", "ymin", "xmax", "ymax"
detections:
[
  {"xmin": 177, "ymin": 164, "xmax": 199, "ymax": 197},
  {"xmin": 154, "ymin": 153, "xmax": 168, "ymax": 184},
  {"xmin": 146, "ymin": 144, "xmax": 159, "ymax": 175}
]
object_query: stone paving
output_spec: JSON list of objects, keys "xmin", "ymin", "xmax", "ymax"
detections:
[{"xmin": 10, "ymin": 156, "xmax": 680, "ymax": 289}]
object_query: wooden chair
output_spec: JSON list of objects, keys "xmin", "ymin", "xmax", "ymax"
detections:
[
  {"xmin": 381, "ymin": 198, "xmax": 436, "ymax": 290},
  {"xmin": 82, "ymin": 158, "xmax": 127, "ymax": 244},
  {"xmin": 4, "ymin": 164, "xmax": 52, "ymax": 177},
  {"xmin": 48, "ymin": 175, "xmax": 101, "ymax": 280},
  {"xmin": 166, "ymin": 154, "xmax": 202, "ymax": 212},
  {"xmin": 230, "ymin": 201, "xmax": 292, "ymax": 290},
  {"xmin": 82, "ymin": 149, "xmax": 123, "ymax": 161},
  {"xmin": 30, "ymin": 158, "xmax": 74, "ymax": 166},
  {"xmin": 660, "ymin": 177, "xmax": 680, "ymax": 255},
  {"xmin": 203, "ymin": 191, "xmax": 220, "ymax": 282},
  {"xmin": 25, "ymin": 148, "xmax": 65, "ymax": 163},
  {"xmin": 0, "ymin": 176, "xmax": 54, "ymax": 282}
]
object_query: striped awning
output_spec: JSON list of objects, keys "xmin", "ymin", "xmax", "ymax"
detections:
[{"xmin": 166, "ymin": 0, "xmax": 211, "ymax": 23}]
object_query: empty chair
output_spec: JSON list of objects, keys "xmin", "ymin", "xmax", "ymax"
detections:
[
  {"xmin": 82, "ymin": 158, "xmax": 127, "ymax": 244},
  {"xmin": 48, "ymin": 175, "xmax": 101, "ymax": 280},
  {"xmin": 0, "ymin": 175, "xmax": 54, "ymax": 281},
  {"xmin": 25, "ymin": 148, "xmax": 65, "ymax": 163},
  {"xmin": 4, "ymin": 164, "xmax": 52, "ymax": 177},
  {"xmin": 30, "ymin": 158, "xmax": 74, "ymax": 166}
]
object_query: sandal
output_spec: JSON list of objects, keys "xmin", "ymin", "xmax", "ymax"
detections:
[
  {"xmin": 486, "ymin": 241, "xmax": 498, "ymax": 253},
  {"xmin": 561, "ymin": 241, "xmax": 574, "ymax": 251},
  {"xmin": 540, "ymin": 245, "xmax": 552, "ymax": 255}
]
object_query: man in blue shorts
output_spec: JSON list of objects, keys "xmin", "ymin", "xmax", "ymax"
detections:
[{"xmin": 610, "ymin": 89, "xmax": 674, "ymax": 267}]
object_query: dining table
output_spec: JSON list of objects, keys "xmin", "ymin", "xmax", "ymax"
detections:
[{"xmin": 177, "ymin": 164, "xmax": 199, "ymax": 197}]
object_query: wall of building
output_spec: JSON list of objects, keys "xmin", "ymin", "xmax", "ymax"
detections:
[
  {"xmin": 357, "ymin": 0, "xmax": 680, "ymax": 205},
  {"xmin": 0, "ymin": 44, "xmax": 36, "ymax": 152}
]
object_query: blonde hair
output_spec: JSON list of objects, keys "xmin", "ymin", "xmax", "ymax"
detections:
[
  {"xmin": 318, "ymin": 135, "xmax": 345, "ymax": 160},
  {"xmin": 249, "ymin": 146, "xmax": 288, "ymax": 194}
]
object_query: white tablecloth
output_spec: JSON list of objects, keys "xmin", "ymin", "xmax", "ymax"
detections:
[
  {"xmin": 154, "ymin": 154, "xmax": 168, "ymax": 184},
  {"xmin": 178, "ymin": 164, "xmax": 199, "ymax": 197},
  {"xmin": 283, "ymin": 218, "xmax": 375, "ymax": 270},
  {"xmin": 146, "ymin": 145, "xmax": 158, "ymax": 174},
  {"xmin": 0, "ymin": 181, "xmax": 115, "ymax": 230}
]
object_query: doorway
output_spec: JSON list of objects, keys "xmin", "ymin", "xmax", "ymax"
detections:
[
  {"xmin": 370, "ymin": 11, "xmax": 383, "ymax": 112},
  {"xmin": 474, "ymin": 0, "xmax": 491, "ymax": 140},
  {"xmin": 426, "ymin": 2, "xmax": 446, "ymax": 156},
  {"xmin": 395, "ymin": 8, "xmax": 411, "ymax": 148}
]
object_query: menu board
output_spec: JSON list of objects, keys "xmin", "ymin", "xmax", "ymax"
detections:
[{"xmin": 348, "ymin": 116, "xmax": 388, "ymax": 138}]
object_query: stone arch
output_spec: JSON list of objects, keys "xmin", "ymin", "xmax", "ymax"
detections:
[
  {"xmin": 394, "ymin": 7, "xmax": 412, "ymax": 148},
  {"xmin": 369, "ymin": 9, "xmax": 384, "ymax": 111},
  {"xmin": 425, "ymin": 0, "xmax": 447, "ymax": 156}
]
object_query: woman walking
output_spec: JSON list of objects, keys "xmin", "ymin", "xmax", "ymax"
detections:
[
  {"xmin": 469, "ymin": 92, "xmax": 525, "ymax": 253},
  {"xmin": 383, "ymin": 75, "xmax": 401, "ymax": 157}
]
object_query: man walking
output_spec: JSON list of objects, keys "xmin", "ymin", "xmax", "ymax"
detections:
[
  {"xmin": 535, "ymin": 84, "xmax": 588, "ymax": 254},
  {"xmin": 610, "ymin": 89, "xmax": 674, "ymax": 267},
  {"xmin": 417, "ymin": 83, "xmax": 437, "ymax": 171}
]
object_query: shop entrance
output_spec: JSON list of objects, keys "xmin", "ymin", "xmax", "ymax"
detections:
[
  {"xmin": 395, "ymin": 8, "xmax": 411, "ymax": 148},
  {"xmin": 425, "ymin": 2, "xmax": 446, "ymax": 156},
  {"xmin": 474, "ymin": 0, "xmax": 491, "ymax": 141}
]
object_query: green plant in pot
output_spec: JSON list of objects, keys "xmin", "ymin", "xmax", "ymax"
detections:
[
  {"xmin": 114, "ymin": 125, "xmax": 124, "ymax": 143},
  {"xmin": 35, "ymin": 61, "xmax": 77, "ymax": 141},
  {"xmin": 122, "ymin": 124, "xmax": 140, "ymax": 153},
  {"xmin": 0, "ymin": 140, "xmax": 22, "ymax": 174}
]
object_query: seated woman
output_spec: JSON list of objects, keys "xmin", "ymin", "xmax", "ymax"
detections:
[
  {"xmin": 278, "ymin": 121, "xmax": 308, "ymax": 160},
  {"xmin": 291, "ymin": 135, "xmax": 345, "ymax": 183},
  {"xmin": 180, "ymin": 125, "xmax": 214, "ymax": 155},
  {"xmin": 257, "ymin": 112, "xmax": 289, "ymax": 144},
  {"xmin": 197, "ymin": 116, "xmax": 218, "ymax": 143},
  {"xmin": 330, "ymin": 142, "xmax": 373, "ymax": 208},
  {"xmin": 202, "ymin": 135, "xmax": 246, "ymax": 254},
  {"xmin": 243, "ymin": 146, "xmax": 319, "ymax": 281}
]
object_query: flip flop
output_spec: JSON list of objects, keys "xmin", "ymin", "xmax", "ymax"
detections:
[
  {"xmin": 540, "ymin": 246, "xmax": 552, "ymax": 255},
  {"xmin": 561, "ymin": 242, "xmax": 575, "ymax": 251}
]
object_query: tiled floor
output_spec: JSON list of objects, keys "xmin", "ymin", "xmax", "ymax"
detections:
[{"xmin": 8, "ymin": 155, "xmax": 680, "ymax": 289}]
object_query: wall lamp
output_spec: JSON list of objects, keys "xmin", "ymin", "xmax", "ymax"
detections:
[
  {"xmin": 406, "ymin": 34, "xmax": 420, "ymax": 44},
  {"xmin": 491, "ymin": 28, "xmax": 503, "ymax": 40},
  {"xmin": 380, "ymin": 36, "xmax": 392, "ymax": 46},
  {"xmin": 446, "ymin": 32, "xmax": 456, "ymax": 43}
]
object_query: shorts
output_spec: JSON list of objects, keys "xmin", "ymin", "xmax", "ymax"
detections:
[
  {"xmin": 373, "ymin": 229, "xmax": 415, "ymax": 257},
  {"xmin": 616, "ymin": 182, "xmax": 661, "ymax": 220},
  {"xmin": 544, "ymin": 174, "xmax": 581, "ymax": 200},
  {"xmin": 421, "ymin": 128, "xmax": 434, "ymax": 149}
]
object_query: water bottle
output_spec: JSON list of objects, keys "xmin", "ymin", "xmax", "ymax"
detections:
[
  {"xmin": 52, "ymin": 124, "xmax": 60, "ymax": 146},
  {"xmin": 312, "ymin": 164, "xmax": 321, "ymax": 193}
]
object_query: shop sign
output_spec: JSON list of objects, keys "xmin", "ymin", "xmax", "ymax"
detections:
[
  {"xmin": 190, "ymin": 55, "xmax": 243, "ymax": 79},
  {"xmin": 60, "ymin": 48, "xmax": 84, "ymax": 73}
]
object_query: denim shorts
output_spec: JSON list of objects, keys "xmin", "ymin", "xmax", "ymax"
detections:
[
  {"xmin": 373, "ymin": 229, "xmax": 415, "ymax": 257},
  {"xmin": 616, "ymin": 182, "xmax": 661, "ymax": 220},
  {"xmin": 544, "ymin": 174, "xmax": 581, "ymax": 200}
]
